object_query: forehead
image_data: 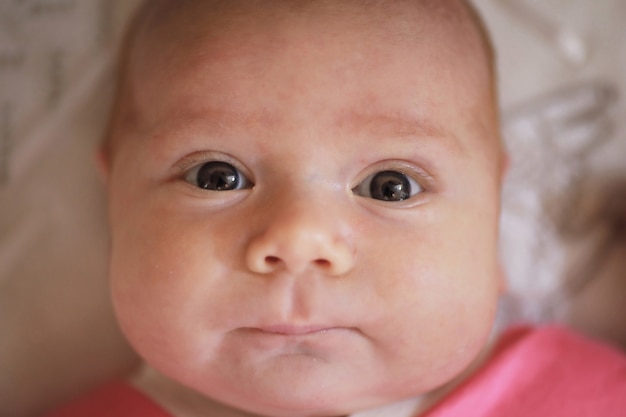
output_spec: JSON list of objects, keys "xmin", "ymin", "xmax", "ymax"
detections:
[
  {"xmin": 136, "ymin": 0, "xmax": 477, "ymax": 40},
  {"xmin": 115, "ymin": 0, "xmax": 496, "ymax": 155},
  {"xmin": 131, "ymin": 0, "xmax": 489, "ymax": 79}
]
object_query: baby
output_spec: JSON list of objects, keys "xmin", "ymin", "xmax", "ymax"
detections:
[{"xmin": 47, "ymin": 1, "xmax": 626, "ymax": 416}]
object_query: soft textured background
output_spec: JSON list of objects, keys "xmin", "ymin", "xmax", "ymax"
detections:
[{"xmin": 0, "ymin": 1, "xmax": 624, "ymax": 416}]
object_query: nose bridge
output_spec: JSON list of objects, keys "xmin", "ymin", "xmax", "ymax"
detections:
[
  {"xmin": 275, "ymin": 191, "xmax": 334, "ymax": 234},
  {"xmin": 245, "ymin": 188, "xmax": 355, "ymax": 276}
]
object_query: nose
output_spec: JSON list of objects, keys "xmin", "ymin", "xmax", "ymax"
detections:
[{"xmin": 245, "ymin": 200, "xmax": 355, "ymax": 276}]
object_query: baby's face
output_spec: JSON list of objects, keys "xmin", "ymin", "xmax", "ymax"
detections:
[{"xmin": 106, "ymin": 1, "xmax": 504, "ymax": 416}]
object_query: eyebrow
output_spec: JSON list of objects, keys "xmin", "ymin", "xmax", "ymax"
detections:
[
  {"xmin": 143, "ymin": 106, "xmax": 465, "ymax": 157},
  {"xmin": 146, "ymin": 107, "xmax": 280, "ymax": 135},
  {"xmin": 336, "ymin": 110, "xmax": 465, "ymax": 154}
]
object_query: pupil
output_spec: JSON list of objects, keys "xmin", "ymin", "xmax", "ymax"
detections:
[
  {"xmin": 197, "ymin": 161, "xmax": 240, "ymax": 191},
  {"xmin": 370, "ymin": 171, "xmax": 411, "ymax": 201}
]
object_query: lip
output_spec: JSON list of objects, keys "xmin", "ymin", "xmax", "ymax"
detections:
[
  {"xmin": 230, "ymin": 325, "xmax": 362, "ymax": 357},
  {"xmin": 244, "ymin": 325, "xmax": 340, "ymax": 336}
]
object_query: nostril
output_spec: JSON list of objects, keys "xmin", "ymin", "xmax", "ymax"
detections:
[
  {"xmin": 265, "ymin": 256, "xmax": 281, "ymax": 265},
  {"xmin": 314, "ymin": 259, "xmax": 331, "ymax": 268}
]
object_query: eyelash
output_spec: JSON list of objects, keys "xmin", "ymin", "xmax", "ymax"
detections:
[
  {"xmin": 352, "ymin": 170, "xmax": 423, "ymax": 202},
  {"xmin": 184, "ymin": 161, "xmax": 253, "ymax": 191},
  {"xmin": 177, "ymin": 153, "xmax": 254, "ymax": 192},
  {"xmin": 351, "ymin": 162, "xmax": 432, "ymax": 202}
]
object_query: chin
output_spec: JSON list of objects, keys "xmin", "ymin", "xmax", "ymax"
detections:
[{"xmin": 204, "ymin": 383, "xmax": 382, "ymax": 417}]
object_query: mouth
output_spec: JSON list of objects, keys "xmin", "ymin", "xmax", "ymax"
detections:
[
  {"xmin": 241, "ymin": 324, "xmax": 346, "ymax": 336},
  {"xmin": 238, "ymin": 324, "xmax": 355, "ymax": 336},
  {"xmin": 228, "ymin": 325, "xmax": 363, "ymax": 359},
  {"xmin": 234, "ymin": 323, "xmax": 364, "ymax": 341}
]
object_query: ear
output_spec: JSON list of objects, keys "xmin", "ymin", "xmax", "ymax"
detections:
[{"xmin": 94, "ymin": 146, "xmax": 110, "ymax": 185}]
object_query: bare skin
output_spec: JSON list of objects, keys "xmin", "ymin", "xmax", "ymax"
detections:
[{"xmin": 102, "ymin": 1, "xmax": 506, "ymax": 416}]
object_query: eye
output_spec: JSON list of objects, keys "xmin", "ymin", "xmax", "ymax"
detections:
[
  {"xmin": 352, "ymin": 170, "xmax": 423, "ymax": 202},
  {"xmin": 184, "ymin": 161, "xmax": 252, "ymax": 191}
]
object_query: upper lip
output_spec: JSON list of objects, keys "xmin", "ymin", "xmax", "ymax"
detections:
[{"xmin": 246, "ymin": 324, "xmax": 339, "ymax": 336}]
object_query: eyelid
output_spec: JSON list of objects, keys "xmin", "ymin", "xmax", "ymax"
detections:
[
  {"xmin": 352, "ymin": 160, "xmax": 435, "ymax": 191},
  {"xmin": 173, "ymin": 151, "xmax": 254, "ymax": 182}
]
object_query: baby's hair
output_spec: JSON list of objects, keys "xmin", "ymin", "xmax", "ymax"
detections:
[{"xmin": 100, "ymin": 0, "xmax": 497, "ymax": 161}]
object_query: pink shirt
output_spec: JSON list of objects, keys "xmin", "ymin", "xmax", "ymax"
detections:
[
  {"xmin": 46, "ymin": 326, "xmax": 626, "ymax": 417},
  {"xmin": 424, "ymin": 326, "xmax": 626, "ymax": 416}
]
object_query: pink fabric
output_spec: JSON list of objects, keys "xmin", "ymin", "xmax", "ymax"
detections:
[
  {"xmin": 46, "ymin": 326, "xmax": 626, "ymax": 416},
  {"xmin": 44, "ymin": 382, "xmax": 171, "ymax": 417},
  {"xmin": 425, "ymin": 326, "xmax": 626, "ymax": 416}
]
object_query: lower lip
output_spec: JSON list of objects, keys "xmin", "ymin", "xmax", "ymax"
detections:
[{"xmin": 232, "ymin": 327, "xmax": 359, "ymax": 354}]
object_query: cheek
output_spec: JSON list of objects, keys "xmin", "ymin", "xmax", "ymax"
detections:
[
  {"xmin": 364, "ymin": 204, "xmax": 500, "ymax": 376},
  {"xmin": 108, "ymin": 201, "xmax": 240, "ymax": 363},
  {"xmin": 374, "ymin": 236, "xmax": 498, "ymax": 336}
]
